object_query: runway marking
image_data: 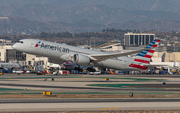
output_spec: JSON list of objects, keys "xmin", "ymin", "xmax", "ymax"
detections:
[{"xmin": 100, "ymin": 107, "xmax": 119, "ymax": 110}]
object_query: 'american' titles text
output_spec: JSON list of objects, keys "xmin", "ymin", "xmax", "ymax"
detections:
[{"xmin": 40, "ymin": 43, "xmax": 69, "ymax": 53}]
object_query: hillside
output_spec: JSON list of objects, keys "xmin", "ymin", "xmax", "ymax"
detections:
[
  {"xmin": 0, "ymin": 1, "xmax": 180, "ymax": 34},
  {"xmin": 1, "ymin": 0, "xmax": 180, "ymax": 12},
  {"xmin": 108, "ymin": 19, "xmax": 180, "ymax": 32},
  {"xmin": 0, "ymin": 17, "xmax": 105, "ymax": 34},
  {"xmin": 0, "ymin": 4, "xmax": 180, "ymax": 25},
  {"xmin": 0, "ymin": 16, "xmax": 180, "ymax": 35}
]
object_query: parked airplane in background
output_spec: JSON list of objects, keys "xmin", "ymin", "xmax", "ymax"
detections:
[
  {"xmin": 13, "ymin": 39, "xmax": 160, "ymax": 71},
  {"xmin": 0, "ymin": 62, "xmax": 22, "ymax": 71},
  {"xmin": 150, "ymin": 52, "xmax": 179, "ymax": 68}
]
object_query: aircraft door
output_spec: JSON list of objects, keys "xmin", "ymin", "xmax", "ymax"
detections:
[
  {"xmin": 29, "ymin": 42, "xmax": 34, "ymax": 48},
  {"xmin": 123, "ymin": 57, "xmax": 132, "ymax": 68},
  {"xmin": 123, "ymin": 59, "xmax": 128, "ymax": 68}
]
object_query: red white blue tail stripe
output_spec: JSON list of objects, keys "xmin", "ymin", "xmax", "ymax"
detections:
[{"xmin": 129, "ymin": 39, "xmax": 160, "ymax": 70}]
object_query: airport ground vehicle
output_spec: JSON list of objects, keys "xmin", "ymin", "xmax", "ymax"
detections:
[
  {"xmin": 12, "ymin": 70, "xmax": 24, "ymax": 74},
  {"xmin": 159, "ymin": 71, "xmax": 169, "ymax": 74},
  {"xmin": 0, "ymin": 70, "xmax": 4, "ymax": 75},
  {"xmin": 89, "ymin": 71, "xmax": 101, "ymax": 75},
  {"xmin": 25, "ymin": 70, "xmax": 31, "ymax": 74},
  {"xmin": 37, "ymin": 71, "xmax": 46, "ymax": 75}
]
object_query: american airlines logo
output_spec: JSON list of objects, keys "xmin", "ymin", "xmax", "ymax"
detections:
[
  {"xmin": 40, "ymin": 43, "xmax": 69, "ymax": 53},
  {"xmin": 35, "ymin": 41, "xmax": 41, "ymax": 47}
]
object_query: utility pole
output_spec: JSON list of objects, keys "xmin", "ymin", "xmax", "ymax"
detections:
[
  {"xmin": 90, "ymin": 37, "xmax": 98, "ymax": 49},
  {"xmin": 94, "ymin": 38, "xmax": 95, "ymax": 49},
  {"xmin": 90, "ymin": 38, "xmax": 91, "ymax": 49},
  {"xmin": 108, "ymin": 38, "xmax": 111, "ymax": 49},
  {"xmin": 174, "ymin": 42, "xmax": 175, "ymax": 67}
]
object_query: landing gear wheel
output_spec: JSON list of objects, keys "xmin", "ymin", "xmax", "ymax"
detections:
[{"xmin": 87, "ymin": 67, "xmax": 95, "ymax": 72}]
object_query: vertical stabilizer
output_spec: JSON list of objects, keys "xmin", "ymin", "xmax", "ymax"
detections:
[{"xmin": 129, "ymin": 39, "xmax": 160, "ymax": 70}]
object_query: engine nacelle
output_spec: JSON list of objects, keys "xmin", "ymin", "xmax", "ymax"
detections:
[{"xmin": 73, "ymin": 54, "xmax": 90, "ymax": 65}]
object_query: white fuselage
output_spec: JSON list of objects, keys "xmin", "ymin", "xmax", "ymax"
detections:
[{"xmin": 13, "ymin": 39, "xmax": 140, "ymax": 71}]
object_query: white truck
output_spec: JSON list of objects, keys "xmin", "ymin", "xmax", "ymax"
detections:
[{"xmin": 89, "ymin": 71, "xmax": 101, "ymax": 75}]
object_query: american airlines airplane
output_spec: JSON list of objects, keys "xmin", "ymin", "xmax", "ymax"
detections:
[{"xmin": 13, "ymin": 39, "xmax": 160, "ymax": 71}]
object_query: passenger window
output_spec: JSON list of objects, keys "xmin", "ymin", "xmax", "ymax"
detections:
[{"xmin": 124, "ymin": 60, "xmax": 127, "ymax": 62}]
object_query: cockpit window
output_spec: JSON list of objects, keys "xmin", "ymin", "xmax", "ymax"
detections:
[{"xmin": 15, "ymin": 40, "xmax": 23, "ymax": 43}]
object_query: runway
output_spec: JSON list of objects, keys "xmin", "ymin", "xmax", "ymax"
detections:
[
  {"xmin": 1, "ymin": 102, "xmax": 180, "ymax": 112},
  {"xmin": 1, "ymin": 98, "xmax": 180, "ymax": 103},
  {"xmin": 1, "ymin": 82, "xmax": 180, "ymax": 92},
  {"xmin": 0, "ymin": 74, "xmax": 180, "ymax": 112}
]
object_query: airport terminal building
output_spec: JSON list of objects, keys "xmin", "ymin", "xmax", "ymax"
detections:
[
  {"xmin": 124, "ymin": 32, "xmax": 155, "ymax": 46},
  {"xmin": 0, "ymin": 40, "xmax": 25, "ymax": 63}
]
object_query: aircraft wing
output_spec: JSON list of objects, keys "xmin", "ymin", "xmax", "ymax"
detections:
[
  {"xmin": 143, "ymin": 64, "xmax": 169, "ymax": 68},
  {"xmin": 141, "ymin": 64, "xmax": 170, "ymax": 69},
  {"xmin": 88, "ymin": 48, "xmax": 152, "ymax": 62}
]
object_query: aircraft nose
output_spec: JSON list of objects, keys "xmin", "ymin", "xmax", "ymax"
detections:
[
  {"xmin": 12, "ymin": 43, "xmax": 17, "ymax": 49},
  {"xmin": 13, "ymin": 42, "xmax": 25, "ymax": 51}
]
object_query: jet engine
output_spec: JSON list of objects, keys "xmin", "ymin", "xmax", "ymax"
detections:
[{"xmin": 73, "ymin": 54, "xmax": 90, "ymax": 65}]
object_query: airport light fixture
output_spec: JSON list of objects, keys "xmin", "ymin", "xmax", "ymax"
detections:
[
  {"xmin": 90, "ymin": 37, "xmax": 98, "ymax": 49},
  {"xmin": 174, "ymin": 42, "xmax": 175, "ymax": 67}
]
